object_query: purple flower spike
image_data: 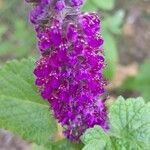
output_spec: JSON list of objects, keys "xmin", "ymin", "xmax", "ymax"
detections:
[{"xmin": 26, "ymin": 0, "xmax": 109, "ymax": 142}]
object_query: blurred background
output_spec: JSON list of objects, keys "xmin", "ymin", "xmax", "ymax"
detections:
[{"xmin": 0, "ymin": 0, "xmax": 150, "ymax": 149}]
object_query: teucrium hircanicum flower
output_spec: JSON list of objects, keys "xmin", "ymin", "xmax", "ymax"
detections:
[{"xmin": 26, "ymin": 0, "xmax": 108, "ymax": 141}]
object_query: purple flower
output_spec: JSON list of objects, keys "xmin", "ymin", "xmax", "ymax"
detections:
[
  {"xmin": 26, "ymin": 0, "xmax": 109, "ymax": 141},
  {"xmin": 70, "ymin": 0, "xmax": 83, "ymax": 7},
  {"xmin": 55, "ymin": 0, "xmax": 65, "ymax": 11},
  {"xmin": 30, "ymin": 5, "xmax": 44, "ymax": 24}
]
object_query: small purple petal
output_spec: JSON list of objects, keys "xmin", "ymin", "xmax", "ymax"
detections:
[
  {"xmin": 70, "ymin": 0, "xmax": 83, "ymax": 6},
  {"xmin": 55, "ymin": 0, "xmax": 65, "ymax": 11},
  {"xmin": 87, "ymin": 36, "xmax": 104, "ymax": 48}
]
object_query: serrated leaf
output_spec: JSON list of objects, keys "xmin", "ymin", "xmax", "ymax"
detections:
[
  {"xmin": 81, "ymin": 126, "xmax": 112, "ymax": 150},
  {"xmin": 81, "ymin": 97, "xmax": 150, "ymax": 150},
  {"xmin": 0, "ymin": 58, "xmax": 46, "ymax": 105},
  {"xmin": 109, "ymin": 96, "xmax": 150, "ymax": 149},
  {"xmin": 0, "ymin": 96, "xmax": 57, "ymax": 146},
  {"xmin": 0, "ymin": 58, "xmax": 57, "ymax": 146}
]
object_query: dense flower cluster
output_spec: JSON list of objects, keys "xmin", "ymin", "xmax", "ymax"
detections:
[{"xmin": 26, "ymin": 0, "xmax": 108, "ymax": 141}]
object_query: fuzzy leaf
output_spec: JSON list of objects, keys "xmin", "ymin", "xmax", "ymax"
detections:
[
  {"xmin": 81, "ymin": 97, "xmax": 150, "ymax": 150},
  {"xmin": 81, "ymin": 126, "xmax": 112, "ymax": 150},
  {"xmin": 0, "ymin": 58, "xmax": 57, "ymax": 146},
  {"xmin": 0, "ymin": 96, "xmax": 57, "ymax": 146},
  {"xmin": 82, "ymin": 140, "xmax": 106, "ymax": 150},
  {"xmin": 109, "ymin": 96, "xmax": 150, "ymax": 149},
  {"xmin": 0, "ymin": 58, "xmax": 46, "ymax": 105}
]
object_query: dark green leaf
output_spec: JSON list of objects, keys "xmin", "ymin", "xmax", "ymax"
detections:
[
  {"xmin": 0, "ymin": 58, "xmax": 46, "ymax": 104},
  {"xmin": 0, "ymin": 96, "xmax": 57, "ymax": 146},
  {"xmin": 0, "ymin": 58, "xmax": 57, "ymax": 146},
  {"xmin": 109, "ymin": 96, "xmax": 150, "ymax": 149},
  {"xmin": 81, "ymin": 97, "xmax": 150, "ymax": 150},
  {"xmin": 81, "ymin": 126, "xmax": 112, "ymax": 150}
]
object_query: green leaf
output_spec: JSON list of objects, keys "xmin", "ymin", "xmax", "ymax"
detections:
[
  {"xmin": 81, "ymin": 126, "xmax": 112, "ymax": 150},
  {"xmin": 0, "ymin": 96, "xmax": 57, "ymax": 146},
  {"xmin": 52, "ymin": 139, "xmax": 83, "ymax": 150},
  {"xmin": 93, "ymin": 0, "xmax": 115, "ymax": 10},
  {"xmin": 31, "ymin": 139, "xmax": 83, "ymax": 150},
  {"xmin": 0, "ymin": 58, "xmax": 46, "ymax": 105},
  {"xmin": 109, "ymin": 96, "xmax": 150, "ymax": 149},
  {"xmin": 0, "ymin": 58, "xmax": 57, "ymax": 146},
  {"xmin": 81, "ymin": 97, "xmax": 150, "ymax": 150},
  {"xmin": 82, "ymin": 140, "xmax": 106, "ymax": 150}
]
